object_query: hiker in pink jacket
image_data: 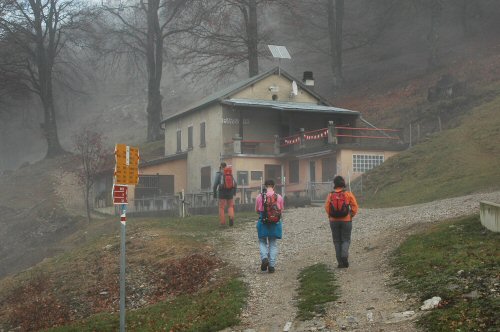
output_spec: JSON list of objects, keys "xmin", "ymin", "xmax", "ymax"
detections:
[{"xmin": 255, "ymin": 179, "xmax": 284, "ymax": 273}]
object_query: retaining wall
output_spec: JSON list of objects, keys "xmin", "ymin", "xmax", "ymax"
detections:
[{"xmin": 479, "ymin": 201, "xmax": 500, "ymax": 233}]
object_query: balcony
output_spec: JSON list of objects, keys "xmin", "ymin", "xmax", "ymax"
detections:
[
  {"xmin": 223, "ymin": 122, "xmax": 405, "ymax": 156},
  {"xmin": 223, "ymin": 138, "xmax": 275, "ymax": 156}
]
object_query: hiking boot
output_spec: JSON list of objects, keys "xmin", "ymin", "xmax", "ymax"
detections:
[
  {"xmin": 261, "ymin": 258, "xmax": 269, "ymax": 271},
  {"xmin": 341, "ymin": 257, "xmax": 349, "ymax": 268},
  {"xmin": 229, "ymin": 218, "xmax": 234, "ymax": 227},
  {"xmin": 268, "ymin": 266, "xmax": 275, "ymax": 273}
]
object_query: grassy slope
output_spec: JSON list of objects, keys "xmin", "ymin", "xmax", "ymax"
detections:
[
  {"xmin": 391, "ymin": 216, "xmax": 500, "ymax": 331},
  {"xmin": 360, "ymin": 82, "xmax": 500, "ymax": 207},
  {"xmin": 0, "ymin": 213, "xmax": 257, "ymax": 331}
]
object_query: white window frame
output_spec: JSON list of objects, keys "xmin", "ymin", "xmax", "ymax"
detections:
[{"xmin": 352, "ymin": 154, "xmax": 384, "ymax": 173}]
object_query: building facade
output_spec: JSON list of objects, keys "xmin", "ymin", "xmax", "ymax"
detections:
[{"xmin": 140, "ymin": 67, "xmax": 406, "ymax": 204}]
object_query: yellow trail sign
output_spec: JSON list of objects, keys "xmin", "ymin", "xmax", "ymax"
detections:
[{"xmin": 114, "ymin": 144, "xmax": 139, "ymax": 185}]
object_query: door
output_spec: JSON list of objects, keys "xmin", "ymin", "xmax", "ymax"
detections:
[
  {"xmin": 159, "ymin": 175, "xmax": 175, "ymax": 194},
  {"xmin": 322, "ymin": 156, "xmax": 337, "ymax": 182},
  {"xmin": 309, "ymin": 161, "xmax": 316, "ymax": 182}
]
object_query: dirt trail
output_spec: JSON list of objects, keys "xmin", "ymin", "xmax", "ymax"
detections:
[{"xmin": 218, "ymin": 191, "xmax": 500, "ymax": 332}]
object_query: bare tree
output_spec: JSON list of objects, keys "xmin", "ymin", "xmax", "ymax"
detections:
[
  {"xmin": 175, "ymin": 0, "xmax": 288, "ymax": 80},
  {"xmin": 0, "ymin": 0, "xmax": 91, "ymax": 158},
  {"xmin": 99, "ymin": 0, "xmax": 207, "ymax": 142},
  {"xmin": 73, "ymin": 128, "xmax": 107, "ymax": 223},
  {"xmin": 282, "ymin": 0, "xmax": 395, "ymax": 90}
]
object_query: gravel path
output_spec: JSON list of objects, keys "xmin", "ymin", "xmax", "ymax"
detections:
[{"xmin": 218, "ymin": 191, "xmax": 500, "ymax": 332}]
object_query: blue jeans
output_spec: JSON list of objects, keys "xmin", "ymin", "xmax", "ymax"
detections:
[{"xmin": 259, "ymin": 237, "xmax": 279, "ymax": 267}]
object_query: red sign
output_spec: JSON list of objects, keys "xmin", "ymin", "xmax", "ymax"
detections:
[{"xmin": 113, "ymin": 185, "xmax": 128, "ymax": 205}]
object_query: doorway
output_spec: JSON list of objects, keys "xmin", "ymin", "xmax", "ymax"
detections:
[
  {"xmin": 322, "ymin": 156, "xmax": 336, "ymax": 182},
  {"xmin": 309, "ymin": 161, "xmax": 316, "ymax": 182}
]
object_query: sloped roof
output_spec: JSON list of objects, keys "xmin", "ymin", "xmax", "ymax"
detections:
[
  {"xmin": 222, "ymin": 99, "xmax": 359, "ymax": 115},
  {"xmin": 161, "ymin": 67, "xmax": 331, "ymax": 124},
  {"xmin": 140, "ymin": 152, "xmax": 187, "ymax": 168}
]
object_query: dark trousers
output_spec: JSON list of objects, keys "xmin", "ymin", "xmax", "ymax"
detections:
[{"xmin": 329, "ymin": 221, "xmax": 352, "ymax": 264}]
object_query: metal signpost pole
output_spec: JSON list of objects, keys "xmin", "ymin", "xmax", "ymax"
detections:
[
  {"xmin": 119, "ymin": 203, "xmax": 127, "ymax": 332},
  {"xmin": 114, "ymin": 144, "xmax": 138, "ymax": 332}
]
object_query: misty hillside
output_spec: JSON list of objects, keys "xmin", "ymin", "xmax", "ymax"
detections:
[
  {"xmin": 359, "ymin": 81, "xmax": 500, "ymax": 207},
  {"xmin": 2, "ymin": 0, "xmax": 500, "ymax": 170},
  {"xmin": 0, "ymin": 155, "xmax": 89, "ymax": 278}
]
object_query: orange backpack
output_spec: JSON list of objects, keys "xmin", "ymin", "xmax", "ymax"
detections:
[
  {"xmin": 221, "ymin": 166, "xmax": 234, "ymax": 190},
  {"xmin": 329, "ymin": 191, "xmax": 350, "ymax": 218}
]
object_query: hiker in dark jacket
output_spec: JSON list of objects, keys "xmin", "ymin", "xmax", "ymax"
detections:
[
  {"xmin": 213, "ymin": 162, "xmax": 237, "ymax": 226},
  {"xmin": 324, "ymin": 175, "xmax": 359, "ymax": 268}
]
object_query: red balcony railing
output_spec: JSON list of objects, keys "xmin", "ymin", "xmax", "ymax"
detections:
[{"xmin": 224, "ymin": 126, "xmax": 402, "ymax": 155}]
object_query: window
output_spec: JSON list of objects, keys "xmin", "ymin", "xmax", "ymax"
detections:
[
  {"xmin": 188, "ymin": 126, "xmax": 193, "ymax": 150},
  {"xmin": 289, "ymin": 160, "xmax": 299, "ymax": 183},
  {"xmin": 201, "ymin": 166, "xmax": 211, "ymax": 189},
  {"xmin": 352, "ymin": 154, "xmax": 384, "ymax": 172},
  {"xmin": 135, "ymin": 175, "xmax": 174, "ymax": 198},
  {"xmin": 176, "ymin": 130, "xmax": 181, "ymax": 153},
  {"xmin": 251, "ymin": 170, "xmax": 263, "ymax": 181},
  {"xmin": 200, "ymin": 122, "xmax": 206, "ymax": 147},
  {"xmin": 237, "ymin": 171, "xmax": 249, "ymax": 186}
]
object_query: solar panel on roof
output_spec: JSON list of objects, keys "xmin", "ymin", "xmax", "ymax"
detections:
[{"xmin": 268, "ymin": 45, "xmax": 291, "ymax": 59}]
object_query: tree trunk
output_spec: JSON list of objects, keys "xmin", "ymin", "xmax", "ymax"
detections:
[
  {"xmin": 427, "ymin": 0, "xmax": 442, "ymax": 69},
  {"xmin": 328, "ymin": 0, "xmax": 344, "ymax": 89},
  {"xmin": 246, "ymin": 0, "xmax": 259, "ymax": 77},
  {"xmin": 42, "ymin": 78, "xmax": 64, "ymax": 157},
  {"xmin": 85, "ymin": 184, "xmax": 91, "ymax": 223},
  {"xmin": 334, "ymin": 0, "xmax": 344, "ymax": 85},
  {"xmin": 146, "ymin": 0, "xmax": 164, "ymax": 142},
  {"xmin": 44, "ymin": 107, "xmax": 65, "ymax": 158},
  {"xmin": 147, "ymin": 90, "xmax": 163, "ymax": 141},
  {"xmin": 33, "ymin": 1, "xmax": 65, "ymax": 158}
]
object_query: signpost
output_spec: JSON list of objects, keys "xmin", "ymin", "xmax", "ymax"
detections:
[
  {"xmin": 113, "ymin": 185, "xmax": 128, "ymax": 205},
  {"xmin": 115, "ymin": 144, "xmax": 139, "ymax": 185},
  {"xmin": 113, "ymin": 144, "xmax": 139, "ymax": 332}
]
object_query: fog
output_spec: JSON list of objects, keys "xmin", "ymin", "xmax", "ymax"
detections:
[
  {"xmin": 1, "ymin": 2, "xmax": 500, "ymax": 329},
  {"xmin": 1, "ymin": 0, "xmax": 499, "ymax": 169}
]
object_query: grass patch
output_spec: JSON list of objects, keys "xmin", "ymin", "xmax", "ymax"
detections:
[
  {"xmin": 391, "ymin": 215, "xmax": 500, "ymax": 331},
  {"xmin": 46, "ymin": 278, "xmax": 247, "ymax": 332},
  {"xmin": 296, "ymin": 263, "xmax": 339, "ymax": 320},
  {"xmin": 134, "ymin": 211, "xmax": 257, "ymax": 240}
]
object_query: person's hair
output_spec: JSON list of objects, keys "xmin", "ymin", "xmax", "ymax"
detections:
[
  {"xmin": 333, "ymin": 175, "xmax": 346, "ymax": 188},
  {"xmin": 220, "ymin": 162, "xmax": 227, "ymax": 169},
  {"xmin": 264, "ymin": 179, "xmax": 275, "ymax": 187}
]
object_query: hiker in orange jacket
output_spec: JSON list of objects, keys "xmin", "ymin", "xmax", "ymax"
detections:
[
  {"xmin": 213, "ymin": 162, "xmax": 237, "ymax": 226},
  {"xmin": 324, "ymin": 175, "xmax": 359, "ymax": 268}
]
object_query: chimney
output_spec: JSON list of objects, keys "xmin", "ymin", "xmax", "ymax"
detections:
[{"xmin": 302, "ymin": 71, "xmax": 314, "ymax": 89}]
